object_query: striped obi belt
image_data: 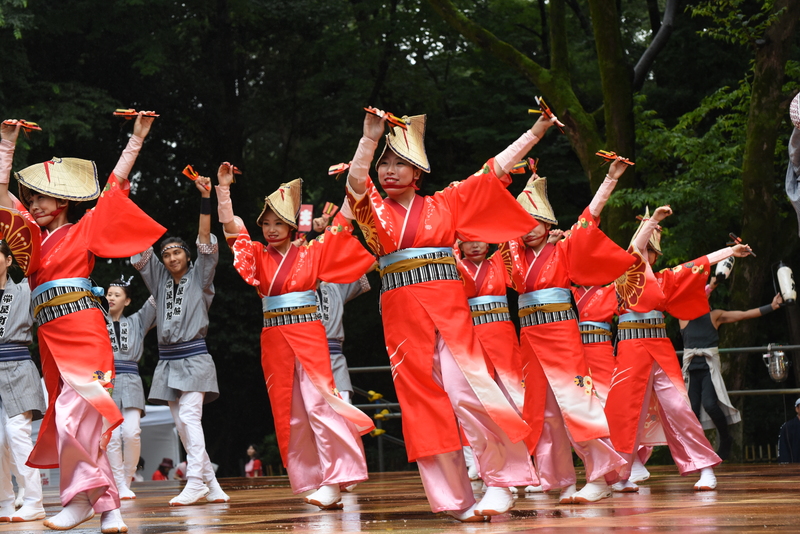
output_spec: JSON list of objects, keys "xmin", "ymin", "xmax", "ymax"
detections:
[
  {"xmin": 262, "ymin": 290, "xmax": 320, "ymax": 328},
  {"xmin": 617, "ymin": 311, "xmax": 667, "ymax": 341},
  {"xmin": 114, "ymin": 360, "xmax": 140, "ymax": 375},
  {"xmin": 158, "ymin": 339, "xmax": 209, "ymax": 361},
  {"xmin": 31, "ymin": 277, "xmax": 103, "ymax": 326},
  {"xmin": 0, "ymin": 343, "xmax": 31, "ymax": 362},
  {"xmin": 378, "ymin": 247, "xmax": 459, "ymax": 293},
  {"xmin": 579, "ymin": 321, "xmax": 613, "ymax": 344},
  {"xmin": 468, "ymin": 295, "xmax": 510, "ymax": 326},
  {"xmin": 518, "ymin": 287, "xmax": 576, "ymax": 328}
]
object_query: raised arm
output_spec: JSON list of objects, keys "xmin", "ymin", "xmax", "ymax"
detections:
[
  {"xmin": 492, "ymin": 114, "xmax": 554, "ymax": 179},
  {"xmin": 111, "ymin": 112, "xmax": 156, "ymax": 189},
  {"xmin": 215, "ymin": 163, "xmax": 240, "ymax": 236},
  {"xmin": 197, "ymin": 172, "xmax": 211, "ymax": 245},
  {"xmin": 0, "ymin": 121, "xmax": 21, "ymax": 209},
  {"xmin": 588, "ymin": 159, "xmax": 629, "ymax": 218},
  {"xmin": 633, "ymin": 205, "xmax": 672, "ymax": 254},
  {"xmin": 347, "ymin": 110, "xmax": 387, "ymax": 196}
]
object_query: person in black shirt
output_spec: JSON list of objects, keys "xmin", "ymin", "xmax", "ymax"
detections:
[{"xmin": 778, "ymin": 399, "xmax": 800, "ymax": 463}]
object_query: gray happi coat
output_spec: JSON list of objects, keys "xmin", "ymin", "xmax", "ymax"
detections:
[
  {"xmin": 132, "ymin": 235, "xmax": 219, "ymax": 404},
  {"xmin": 0, "ymin": 277, "xmax": 46, "ymax": 419},
  {"xmin": 107, "ymin": 296, "xmax": 157, "ymax": 413}
]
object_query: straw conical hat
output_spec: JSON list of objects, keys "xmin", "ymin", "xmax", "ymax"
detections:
[
  {"xmin": 15, "ymin": 157, "xmax": 99, "ymax": 206},
  {"xmin": 629, "ymin": 206, "xmax": 662, "ymax": 255},
  {"xmin": 257, "ymin": 178, "xmax": 303, "ymax": 228},
  {"xmin": 378, "ymin": 114, "xmax": 430, "ymax": 173},
  {"xmin": 516, "ymin": 175, "xmax": 557, "ymax": 225},
  {"xmin": 791, "ymin": 92, "xmax": 800, "ymax": 130}
]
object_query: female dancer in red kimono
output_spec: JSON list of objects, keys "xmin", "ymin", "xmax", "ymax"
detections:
[
  {"xmin": 343, "ymin": 108, "xmax": 554, "ymax": 521},
  {"xmin": 216, "ymin": 168, "xmax": 375, "ymax": 510},
  {"xmin": 571, "ymin": 283, "xmax": 653, "ymax": 490},
  {"xmin": 454, "ymin": 241, "xmax": 524, "ymax": 485},
  {"xmin": 502, "ymin": 160, "xmax": 635, "ymax": 504},
  {"xmin": 0, "ymin": 115, "xmax": 165, "ymax": 532},
  {"xmin": 606, "ymin": 206, "xmax": 751, "ymax": 492}
]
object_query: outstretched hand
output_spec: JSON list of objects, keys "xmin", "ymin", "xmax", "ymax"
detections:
[
  {"xmin": 530, "ymin": 114, "xmax": 554, "ymax": 139},
  {"xmin": 607, "ymin": 159, "xmax": 629, "ymax": 181},
  {"xmin": 547, "ymin": 229, "xmax": 565, "ymax": 244},
  {"xmin": 364, "ymin": 108, "xmax": 387, "ymax": 142},
  {"xmin": 0, "ymin": 121, "xmax": 21, "ymax": 145},
  {"xmin": 195, "ymin": 175, "xmax": 211, "ymax": 196},
  {"xmin": 217, "ymin": 162, "xmax": 235, "ymax": 187},
  {"xmin": 133, "ymin": 112, "xmax": 156, "ymax": 139},
  {"xmin": 312, "ymin": 214, "xmax": 332, "ymax": 232},
  {"xmin": 652, "ymin": 205, "xmax": 672, "ymax": 222},
  {"xmin": 772, "ymin": 293, "xmax": 784, "ymax": 309},
  {"xmin": 731, "ymin": 243, "xmax": 753, "ymax": 258}
]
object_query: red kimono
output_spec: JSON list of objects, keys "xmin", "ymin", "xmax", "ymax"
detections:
[
  {"xmin": 606, "ymin": 252, "xmax": 712, "ymax": 454},
  {"xmin": 571, "ymin": 285, "xmax": 617, "ymax": 404},
  {"xmin": 456, "ymin": 251, "xmax": 524, "ymax": 410},
  {"xmin": 346, "ymin": 159, "xmax": 536, "ymax": 461},
  {"xmin": 226, "ymin": 213, "xmax": 376, "ymax": 464},
  {"xmin": 2, "ymin": 176, "xmax": 165, "ymax": 468},
  {"xmin": 502, "ymin": 207, "xmax": 635, "ymax": 450}
]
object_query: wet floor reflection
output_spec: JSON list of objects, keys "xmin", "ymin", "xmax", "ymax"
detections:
[{"xmin": 4, "ymin": 465, "xmax": 800, "ymax": 532}]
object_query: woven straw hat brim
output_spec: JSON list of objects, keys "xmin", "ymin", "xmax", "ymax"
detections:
[
  {"xmin": 15, "ymin": 158, "xmax": 100, "ymax": 206},
  {"xmin": 256, "ymin": 178, "xmax": 303, "ymax": 229},
  {"xmin": 629, "ymin": 207, "xmax": 663, "ymax": 255},
  {"xmin": 516, "ymin": 176, "xmax": 558, "ymax": 225},
  {"xmin": 377, "ymin": 114, "xmax": 431, "ymax": 173}
]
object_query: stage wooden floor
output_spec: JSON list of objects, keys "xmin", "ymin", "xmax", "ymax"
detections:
[{"xmin": 4, "ymin": 464, "xmax": 800, "ymax": 533}]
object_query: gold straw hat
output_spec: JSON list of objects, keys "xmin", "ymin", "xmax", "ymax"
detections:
[
  {"xmin": 629, "ymin": 206, "xmax": 662, "ymax": 255},
  {"xmin": 516, "ymin": 175, "xmax": 557, "ymax": 225},
  {"xmin": 257, "ymin": 178, "xmax": 303, "ymax": 229},
  {"xmin": 15, "ymin": 157, "xmax": 99, "ymax": 207},
  {"xmin": 791, "ymin": 92, "xmax": 800, "ymax": 130},
  {"xmin": 377, "ymin": 114, "xmax": 431, "ymax": 173}
]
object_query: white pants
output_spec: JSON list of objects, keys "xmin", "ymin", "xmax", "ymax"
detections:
[
  {"xmin": 168, "ymin": 392, "xmax": 216, "ymax": 484},
  {"xmin": 106, "ymin": 408, "xmax": 142, "ymax": 489},
  {"xmin": 0, "ymin": 402, "xmax": 42, "ymax": 509}
]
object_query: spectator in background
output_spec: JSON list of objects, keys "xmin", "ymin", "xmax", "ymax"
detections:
[
  {"xmin": 680, "ymin": 267, "xmax": 782, "ymax": 461},
  {"xmin": 133, "ymin": 457, "xmax": 145, "ymax": 482},
  {"xmin": 778, "ymin": 399, "xmax": 800, "ymax": 463},
  {"xmin": 152, "ymin": 458, "xmax": 174, "ymax": 481},
  {"xmin": 245, "ymin": 445, "xmax": 263, "ymax": 478}
]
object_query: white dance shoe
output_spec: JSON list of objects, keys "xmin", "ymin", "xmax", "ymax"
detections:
[
  {"xmin": 630, "ymin": 457, "xmax": 650, "ymax": 483},
  {"xmin": 0, "ymin": 502, "xmax": 14, "ymax": 521},
  {"xmin": 611, "ymin": 479, "xmax": 639, "ymax": 493},
  {"xmin": 206, "ymin": 480, "xmax": 230, "ymax": 503},
  {"xmin": 524, "ymin": 485, "xmax": 544, "ymax": 493},
  {"xmin": 474, "ymin": 486, "xmax": 514, "ymax": 516},
  {"xmin": 572, "ymin": 480, "xmax": 613, "ymax": 503},
  {"xmin": 10, "ymin": 504, "xmax": 46, "ymax": 522},
  {"xmin": 304, "ymin": 484, "xmax": 343, "ymax": 510},
  {"xmin": 118, "ymin": 485, "xmax": 136, "ymax": 500},
  {"xmin": 100, "ymin": 509, "xmax": 128, "ymax": 533},
  {"xmin": 169, "ymin": 483, "xmax": 210, "ymax": 506},
  {"xmin": 558, "ymin": 483, "xmax": 577, "ymax": 504},
  {"xmin": 43, "ymin": 493, "xmax": 95, "ymax": 530},
  {"xmin": 445, "ymin": 503, "xmax": 489, "ymax": 522},
  {"xmin": 694, "ymin": 467, "xmax": 717, "ymax": 491}
]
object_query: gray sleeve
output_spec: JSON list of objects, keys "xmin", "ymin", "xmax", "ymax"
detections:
[
  {"xmin": 342, "ymin": 274, "xmax": 371, "ymax": 303},
  {"xmin": 195, "ymin": 234, "xmax": 219, "ymax": 290},
  {"xmin": 131, "ymin": 247, "xmax": 165, "ymax": 297},
  {"xmin": 132, "ymin": 296, "xmax": 157, "ymax": 336}
]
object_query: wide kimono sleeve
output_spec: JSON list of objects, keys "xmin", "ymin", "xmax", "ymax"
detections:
[
  {"xmin": 85, "ymin": 175, "xmax": 166, "ymax": 259},
  {"xmin": 498, "ymin": 238, "xmax": 527, "ymax": 293},
  {"xmin": 309, "ymin": 212, "xmax": 375, "ymax": 285},
  {"xmin": 0, "ymin": 193, "xmax": 41, "ymax": 276},
  {"xmin": 439, "ymin": 158, "xmax": 538, "ymax": 244},
  {"xmin": 225, "ymin": 216, "xmax": 265, "ymax": 290},
  {"xmin": 656, "ymin": 256, "xmax": 712, "ymax": 320},
  {"xmin": 559, "ymin": 206, "xmax": 636, "ymax": 287}
]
